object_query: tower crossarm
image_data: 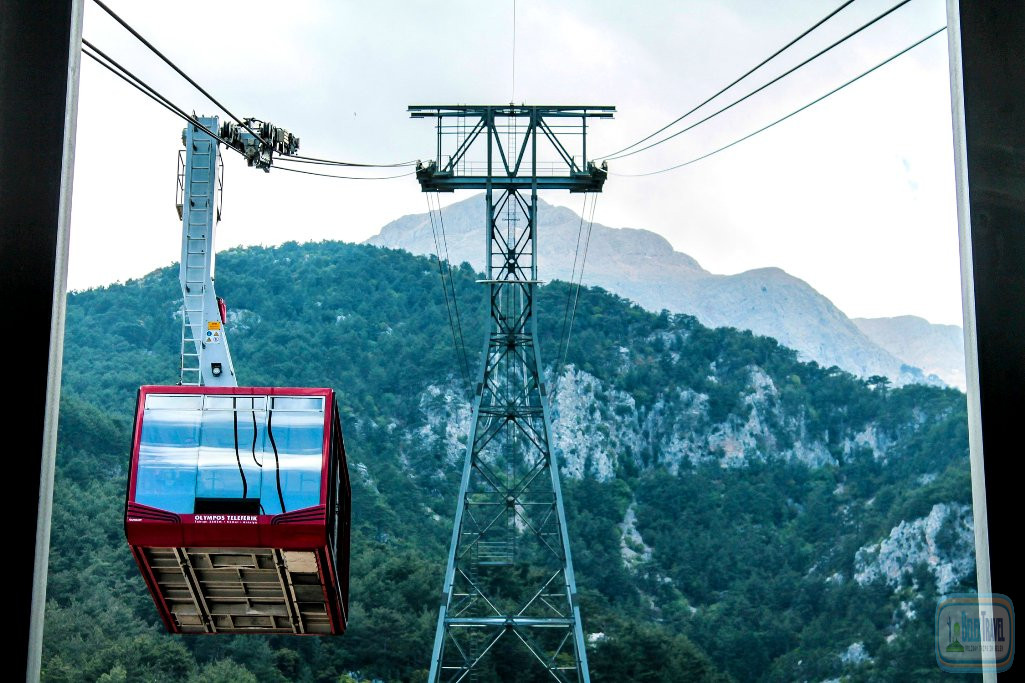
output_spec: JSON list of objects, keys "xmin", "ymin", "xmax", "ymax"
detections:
[{"xmin": 409, "ymin": 105, "xmax": 614, "ymax": 193}]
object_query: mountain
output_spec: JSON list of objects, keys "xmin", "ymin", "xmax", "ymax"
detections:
[
  {"xmin": 45, "ymin": 241, "xmax": 974, "ymax": 682},
  {"xmin": 367, "ymin": 194, "xmax": 941, "ymax": 388},
  {"xmin": 853, "ymin": 316, "xmax": 966, "ymax": 391}
]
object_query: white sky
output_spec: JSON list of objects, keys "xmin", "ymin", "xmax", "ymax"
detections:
[{"xmin": 70, "ymin": 0, "xmax": 961, "ymax": 325}]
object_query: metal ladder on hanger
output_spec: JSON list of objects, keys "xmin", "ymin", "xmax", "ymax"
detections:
[{"xmin": 175, "ymin": 137, "xmax": 222, "ymax": 385}]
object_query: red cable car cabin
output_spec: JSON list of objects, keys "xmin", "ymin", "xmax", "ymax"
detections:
[{"xmin": 125, "ymin": 386, "xmax": 350, "ymax": 635}]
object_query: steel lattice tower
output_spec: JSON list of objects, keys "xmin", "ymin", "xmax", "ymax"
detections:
[{"xmin": 410, "ymin": 105, "xmax": 614, "ymax": 683}]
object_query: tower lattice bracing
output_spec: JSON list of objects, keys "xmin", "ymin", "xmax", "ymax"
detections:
[{"xmin": 410, "ymin": 105, "xmax": 613, "ymax": 683}]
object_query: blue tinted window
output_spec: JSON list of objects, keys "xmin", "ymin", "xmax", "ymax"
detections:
[
  {"xmin": 261, "ymin": 403, "xmax": 325, "ymax": 514},
  {"xmin": 136, "ymin": 404, "xmax": 201, "ymax": 514},
  {"xmin": 195, "ymin": 405, "xmax": 265, "ymax": 503},
  {"xmin": 135, "ymin": 394, "xmax": 325, "ymax": 515}
]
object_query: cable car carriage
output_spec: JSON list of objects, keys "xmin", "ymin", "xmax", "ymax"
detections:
[
  {"xmin": 125, "ymin": 386, "xmax": 350, "ymax": 635},
  {"xmin": 126, "ymin": 117, "xmax": 348, "ymax": 635}
]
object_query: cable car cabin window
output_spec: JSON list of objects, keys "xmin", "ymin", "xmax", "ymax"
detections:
[
  {"xmin": 195, "ymin": 396, "xmax": 266, "ymax": 513},
  {"xmin": 135, "ymin": 393, "xmax": 326, "ymax": 515},
  {"xmin": 136, "ymin": 395, "xmax": 202, "ymax": 514},
  {"xmin": 261, "ymin": 396, "xmax": 325, "ymax": 514}
]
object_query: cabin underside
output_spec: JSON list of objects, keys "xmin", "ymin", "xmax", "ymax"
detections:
[{"xmin": 137, "ymin": 546, "xmax": 334, "ymax": 634}]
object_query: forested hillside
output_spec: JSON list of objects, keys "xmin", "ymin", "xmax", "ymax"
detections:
[{"xmin": 45, "ymin": 241, "xmax": 975, "ymax": 682}]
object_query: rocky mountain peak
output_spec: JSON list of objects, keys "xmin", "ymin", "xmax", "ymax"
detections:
[{"xmin": 367, "ymin": 194, "xmax": 954, "ymax": 388}]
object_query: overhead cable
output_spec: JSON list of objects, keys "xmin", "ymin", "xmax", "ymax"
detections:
[
  {"xmin": 600, "ymin": 0, "xmax": 856, "ymax": 159},
  {"xmin": 552, "ymin": 194, "xmax": 598, "ymax": 401},
  {"xmin": 283, "ymin": 154, "xmax": 419, "ymax": 168},
  {"xmin": 512, "ymin": 0, "xmax": 518, "ymax": 102},
  {"xmin": 604, "ymin": 0, "xmax": 914, "ymax": 162},
  {"xmin": 426, "ymin": 194, "xmax": 472, "ymax": 388},
  {"xmin": 434, "ymin": 193, "xmax": 471, "ymax": 383},
  {"xmin": 614, "ymin": 27, "xmax": 947, "ymax": 177},
  {"xmin": 81, "ymin": 43, "xmax": 238, "ymax": 151},
  {"xmin": 564, "ymin": 196, "xmax": 598, "ymax": 373},
  {"xmin": 91, "ymin": 0, "xmax": 267, "ymax": 143},
  {"xmin": 554, "ymin": 194, "xmax": 591, "ymax": 388},
  {"xmin": 89, "ymin": 0, "xmax": 414, "ymax": 170},
  {"xmin": 84, "ymin": 42, "xmax": 413, "ymax": 181},
  {"xmin": 273, "ymin": 165, "xmax": 415, "ymax": 181}
]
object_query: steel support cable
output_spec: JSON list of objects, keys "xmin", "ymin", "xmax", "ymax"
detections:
[
  {"xmin": 83, "ymin": 46, "xmax": 410, "ymax": 182},
  {"xmin": 512, "ymin": 0, "xmax": 518, "ymax": 102},
  {"xmin": 81, "ymin": 43, "xmax": 241, "ymax": 154},
  {"xmin": 90, "ymin": 0, "xmax": 268, "ymax": 143},
  {"xmin": 430, "ymin": 193, "xmax": 468, "ymax": 388},
  {"xmin": 90, "ymin": 0, "xmax": 418, "ymax": 170},
  {"xmin": 604, "ymin": 0, "xmax": 914, "ymax": 162},
  {"xmin": 426, "ymin": 194, "xmax": 471, "ymax": 389},
  {"xmin": 564, "ymin": 196, "xmax": 598, "ymax": 366},
  {"xmin": 431, "ymin": 192, "xmax": 471, "ymax": 386},
  {"xmin": 435, "ymin": 192, "xmax": 472, "ymax": 384},
  {"xmin": 553, "ymin": 195, "xmax": 598, "ymax": 401},
  {"xmin": 554, "ymin": 194, "xmax": 590, "ymax": 389},
  {"xmin": 272, "ymin": 155, "xmax": 419, "ymax": 168},
  {"xmin": 273, "ymin": 165, "xmax": 415, "ymax": 181},
  {"xmin": 599, "ymin": 0, "xmax": 857, "ymax": 160},
  {"xmin": 614, "ymin": 26, "xmax": 946, "ymax": 177}
]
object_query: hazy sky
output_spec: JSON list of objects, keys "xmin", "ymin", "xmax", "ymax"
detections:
[{"xmin": 70, "ymin": 0, "xmax": 960, "ymax": 324}]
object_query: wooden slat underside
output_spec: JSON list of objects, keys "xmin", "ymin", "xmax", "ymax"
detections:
[{"xmin": 143, "ymin": 547, "xmax": 331, "ymax": 634}]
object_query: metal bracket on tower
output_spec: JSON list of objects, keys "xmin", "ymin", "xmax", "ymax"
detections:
[
  {"xmin": 219, "ymin": 118, "xmax": 299, "ymax": 172},
  {"xmin": 410, "ymin": 104, "xmax": 614, "ymax": 683},
  {"xmin": 176, "ymin": 115, "xmax": 299, "ymax": 386}
]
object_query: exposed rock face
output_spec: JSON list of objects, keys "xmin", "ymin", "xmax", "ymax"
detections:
[
  {"xmin": 416, "ymin": 384, "xmax": 472, "ymax": 469},
  {"xmin": 853, "ymin": 315, "xmax": 966, "ymax": 391},
  {"xmin": 368, "ymin": 194, "xmax": 935, "ymax": 386},
  {"xmin": 840, "ymin": 642, "xmax": 872, "ymax": 666},
  {"xmin": 618, "ymin": 502, "xmax": 653, "ymax": 569},
  {"xmin": 412, "ymin": 365, "xmax": 909, "ymax": 481},
  {"xmin": 853, "ymin": 503, "xmax": 975, "ymax": 594}
]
